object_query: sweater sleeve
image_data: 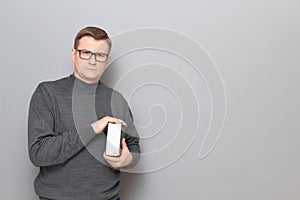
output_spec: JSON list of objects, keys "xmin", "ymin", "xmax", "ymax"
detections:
[
  {"xmin": 119, "ymin": 96, "xmax": 141, "ymax": 169},
  {"xmin": 28, "ymin": 83, "xmax": 96, "ymax": 167},
  {"xmin": 122, "ymin": 108, "xmax": 141, "ymax": 169}
]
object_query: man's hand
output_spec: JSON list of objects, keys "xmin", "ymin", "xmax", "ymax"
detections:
[
  {"xmin": 103, "ymin": 138, "xmax": 133, "ymax": 168},
  {"xmin": 91, "ymin": 116, "xmax": 127, "ymax": 134}
]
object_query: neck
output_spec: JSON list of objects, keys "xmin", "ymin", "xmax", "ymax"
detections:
[{"xmin": 73, "ymin": 73, "xmax": 100, "ymax": 85}]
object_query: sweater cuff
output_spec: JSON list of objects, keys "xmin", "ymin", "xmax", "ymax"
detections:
[{"xmin": 77, "ymin": 125, "xmax": 96, "ymax": 146}]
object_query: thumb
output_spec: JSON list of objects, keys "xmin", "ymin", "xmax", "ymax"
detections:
[{"xmin": 121, "ymin": 138, "xmax": 129, "ymax": 151}]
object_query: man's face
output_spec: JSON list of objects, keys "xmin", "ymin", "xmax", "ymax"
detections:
[{"xmin": 71, "ymin": 36, "xmax": 111, "ymax": 84}]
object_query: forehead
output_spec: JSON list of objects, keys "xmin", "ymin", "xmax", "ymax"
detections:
[{"xmin": 78, "ymin": 36, "xmax": 110, "ymax": 53}]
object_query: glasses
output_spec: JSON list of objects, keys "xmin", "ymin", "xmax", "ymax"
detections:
[{"xmin": 75, "ymin": 49, "xmax": 109, "ymax": 62}]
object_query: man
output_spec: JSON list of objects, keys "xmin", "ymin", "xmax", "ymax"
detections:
[{"xmin": 28, "ymin": 26, "xmax": 140, "ymax": 200}]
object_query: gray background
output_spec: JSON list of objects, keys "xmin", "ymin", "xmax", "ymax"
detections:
[{"xmin": 1, "ymin": 0, "xmax": 299, "ymax": 199}]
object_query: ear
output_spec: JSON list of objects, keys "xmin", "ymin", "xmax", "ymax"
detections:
[{"xmin": 71, "ymin": 48, "xmax": 76, "ymax": 62}]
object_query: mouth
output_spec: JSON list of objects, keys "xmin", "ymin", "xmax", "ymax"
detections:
[{"xmin": 86, "ymin": 67, "xmax": 97, "ymax": 71}]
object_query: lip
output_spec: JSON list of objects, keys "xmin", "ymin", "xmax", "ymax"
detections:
[{"xmin": 86, "ymin": 67, "xmax": 97, "ymax": 71}]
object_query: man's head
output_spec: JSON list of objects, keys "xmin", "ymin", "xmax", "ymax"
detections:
[{"xmin": 72, "ymin": 26, "xmax": 112, "ymax": 84}]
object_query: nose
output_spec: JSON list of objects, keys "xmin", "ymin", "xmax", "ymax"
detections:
[{"xmin": 88, "ymin": 54, "xmax": 97, "ymax": 65}]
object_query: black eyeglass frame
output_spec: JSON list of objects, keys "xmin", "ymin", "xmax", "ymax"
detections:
[{"xmin": 75, "ymin": 49, "xmax": 109, "ymax": 62}]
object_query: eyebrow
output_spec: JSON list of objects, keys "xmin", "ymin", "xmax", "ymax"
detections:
[{"xmin": 78, "ymin": 49, "xmax": 109, "ymax": 55}]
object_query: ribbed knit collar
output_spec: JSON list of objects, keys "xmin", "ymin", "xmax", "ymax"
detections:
[{"xmin": 70, "ymin": 74, "xmax": 101, "ymax": 94}]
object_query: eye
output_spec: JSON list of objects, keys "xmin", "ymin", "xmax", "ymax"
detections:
[
  {"xmin": 81, "ymin": 50, "xmax": 92, "ymax": 56},
  {"xmin": 96, "ymin": 53, "xmax": 107, "ymax": 58}
]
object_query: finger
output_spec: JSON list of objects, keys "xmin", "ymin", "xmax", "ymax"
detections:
[
  {"xmin": 113, "ymin": 119, "xmax": 127, "ymax": 127},
  {"xmin": 103, "ymin": 152, "xmax": 121, "ymax": 162},
  {"xmin": 119, "ymin": 119, "xmax": 127, "ymax": 127},
  {"xmin": 104, "ymin": 156, "xmax": 121, "ymax": 168},
  {"xmin": 107, "ymin": 118, "xmax": 118, "ymax": 124},
  {"xmin": 121, "ymin": 138, "xmax": 129, "ymax": 151},
  {"xmin": 106, "ymin": 159, "xmax": 119, "ymax": 168},
  {"xmin": 108, "ymin": 118, "xmax": 127, "ymax": 127}
]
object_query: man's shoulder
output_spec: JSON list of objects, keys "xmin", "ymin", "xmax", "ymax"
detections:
[
  {"xmin": 39, "ymin": 74, "xmax": 73, "ymax": 87},
  {"xmin": 35, "ymin": 74, "xmax": 74, "ymax": 94}
]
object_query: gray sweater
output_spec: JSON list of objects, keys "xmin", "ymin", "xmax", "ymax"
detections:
[{"xmin": 28, "ymin": 74, "xmax": 140, "ymax": 200}]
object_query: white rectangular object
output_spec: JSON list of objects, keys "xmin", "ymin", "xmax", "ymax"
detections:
[{"xmin": 105, "ymin": 122, "xmax": 122, "ymax": 157}]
